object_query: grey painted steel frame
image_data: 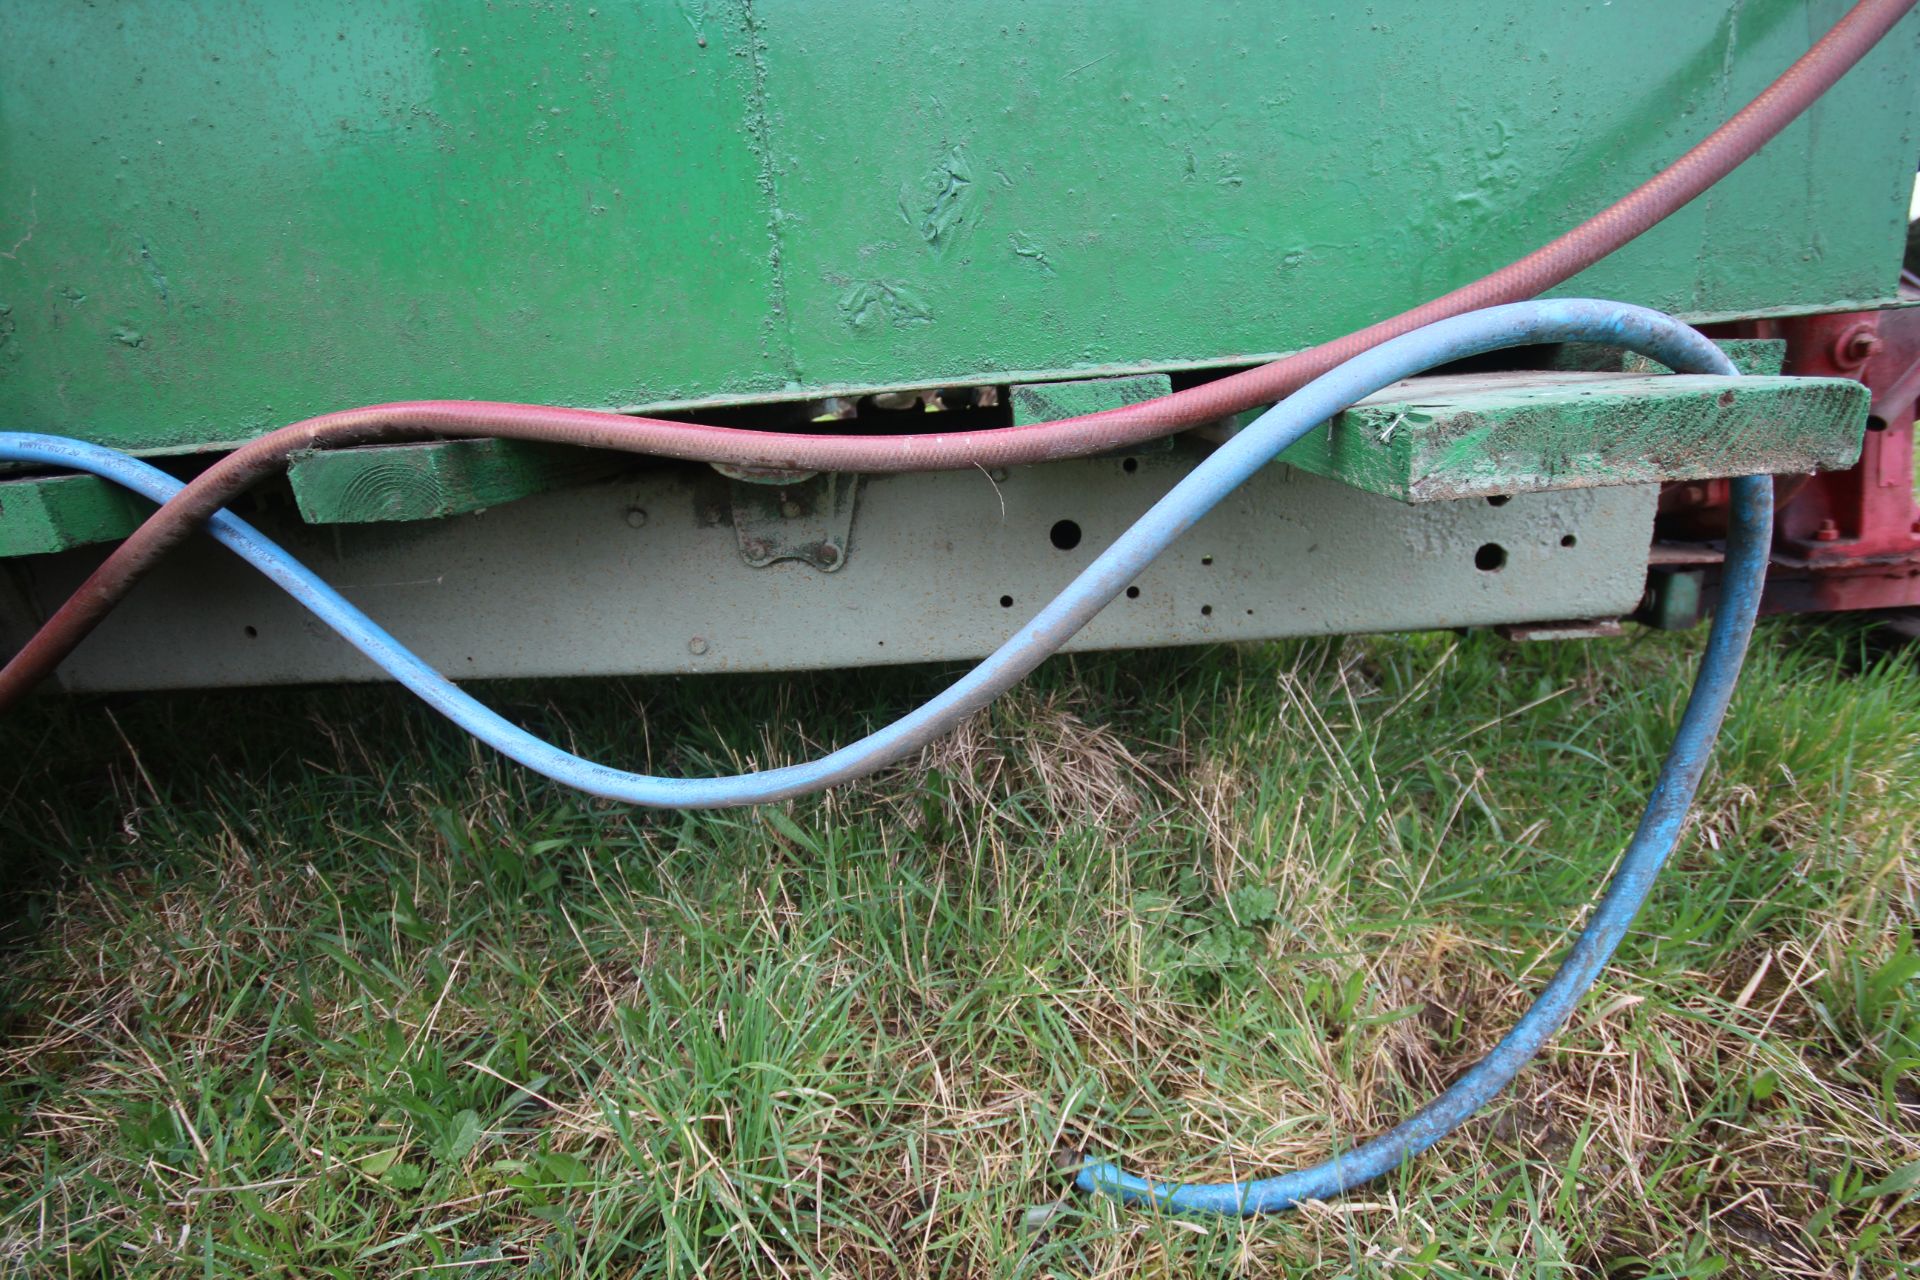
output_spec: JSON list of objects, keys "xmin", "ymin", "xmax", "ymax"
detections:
[{"xmin": 0, "ymin": 447, "xmax": 1653, "ymax": 690}]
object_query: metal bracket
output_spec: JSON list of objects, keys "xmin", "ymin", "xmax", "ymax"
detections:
[{"xmin": 729, "ymin": 472, "xmax": 861, "ymax": 572}]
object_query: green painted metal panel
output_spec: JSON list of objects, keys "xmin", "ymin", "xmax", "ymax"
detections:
[
  {"xmin": 0, "ymin": 1, "xmax": 781, "ymax": 450},
  {"xmin": 2, "ymin": 1, "xmax": 1916, "ymax": 454},
  {"xmin": 1281, "ymin": 371, "xmax": 1867, "ymax": 502}
]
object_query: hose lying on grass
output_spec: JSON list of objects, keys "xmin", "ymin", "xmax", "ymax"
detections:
[{"xmin": 0, "ymin": 299, "xmax": 1772, "ymax": 1214}]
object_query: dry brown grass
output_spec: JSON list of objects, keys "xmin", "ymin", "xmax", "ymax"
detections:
[{"xmin": 3, "ymin": 627, "xmax": 1918, "ymax": 1274}]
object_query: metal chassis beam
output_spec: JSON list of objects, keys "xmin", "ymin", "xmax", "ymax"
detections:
[{"xmin": 4, "ymin": 448, "xmax": 1655, "ymax": 691}]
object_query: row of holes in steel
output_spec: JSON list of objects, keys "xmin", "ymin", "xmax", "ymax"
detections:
[{"xmin": 995, "ymin": 482, "xmax": 1577, "ymax": 609}]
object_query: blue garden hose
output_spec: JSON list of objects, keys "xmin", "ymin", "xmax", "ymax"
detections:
[{"xmin": 0, "ymin": 298, "xmax": 1771, "ymax": 1214}]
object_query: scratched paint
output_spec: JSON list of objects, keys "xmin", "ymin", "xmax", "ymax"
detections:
[
  {"xmin": 0, "ymin": 1, "xmax": 1915, "ymax": 452},
  {"xmin": 901, "ymin": 145, "xmax": 982, "ymax": 258}
]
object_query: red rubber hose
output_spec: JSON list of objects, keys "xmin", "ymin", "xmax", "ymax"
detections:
[{"xmin": 1, "ymin": 0, "xmax": 1911, "ymax": 708}]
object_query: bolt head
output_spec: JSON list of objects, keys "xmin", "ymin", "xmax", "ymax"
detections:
[
  {"xmin": 687, "ymin": 637, "xmax": 710, "ymax": 656},
  {"xmin": 1832, "ymin": 323, "xmax": 1883, "ymax": 369},
  {"xmin": 625, "ymin": 507, "xmax": 648, "ymax": 528},
  {"xmin": 779, "ymin": 499, "xmax": 804, "ymax": 519}
]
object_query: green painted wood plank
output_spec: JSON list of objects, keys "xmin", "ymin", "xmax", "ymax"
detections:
[
  {"xmin": 1010, "ymin": 373, "xmax": 1173, "ymax": 425},
  {"xmin": 0, "ymin": 473, "xmax": 150, "ymax": 557},
  {"xmin": 288, "ymin": 440, "xmax": 627, "ymax": 525},
  {"xmin": 1627, "ymin": 338, "xmax": 1786, "ymax": 377},
  {"xmin": 1279, "ymin": 372, "xmax": 1867, "ymax": 503},
  {"xmin": 1555, "ymin": 337, "xmax": 1788, "ymax": 376}
]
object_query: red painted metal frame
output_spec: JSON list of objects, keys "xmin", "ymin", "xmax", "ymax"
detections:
[{"xmin": 1653, "ymin": 305, "xmax": 1920, "ymax": 617}]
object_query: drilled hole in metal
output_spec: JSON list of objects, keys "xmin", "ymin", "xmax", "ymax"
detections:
[{"xmin": 1474, "ymin": 543, "xmax": 1508, "ymax": 572}]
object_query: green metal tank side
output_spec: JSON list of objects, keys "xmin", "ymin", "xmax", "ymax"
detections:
[{"xmin": 2, "ymin": 1, "xmax": 1917, "ymax": 453}]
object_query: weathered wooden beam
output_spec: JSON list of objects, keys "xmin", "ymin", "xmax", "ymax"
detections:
[
  {"xmin": 1279, "ymin": 371, "xmax": 1867, "ymax": 503},
  {"xmin": 0, "ymin": 473, "xmax": 151, "ymax": 558},
  {"xmin": 1556, "ymin": 336, "xmax": 1787, "ymax": 377},
  {"xmin": 1626, "ymin": 337, "xmax": 1786, "ymax": 377},
  {"xmin": 1010, "ymin": 372, "xmax": 1173, "ymax": 425},
  {"xmin": 287, "ymin": 439, "xmax": 628, "ymax": 525}
]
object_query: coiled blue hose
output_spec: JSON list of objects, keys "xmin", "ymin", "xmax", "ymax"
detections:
[{"xmin": 0, "ymin": 298, "xmax": 1771, "ymax": 1214}]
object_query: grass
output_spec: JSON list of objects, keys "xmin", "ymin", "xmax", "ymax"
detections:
[{"xmin": 2, "ymin": 620, "xmax": 1918, "ymax": 1276}]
